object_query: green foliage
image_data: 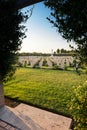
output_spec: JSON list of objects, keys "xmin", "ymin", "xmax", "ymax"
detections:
[
  {"xmin": 18, "ymin": 52, "xmax": 51, "ymax": 56},
  {"xmin": 70, "ymin": 81, "xmax": 87, "ymax": 130},
  {"xmin": 24, "ymin": 61, "xmax": 27, "ymax": 67},
  {"xmin": 42, "ymin": 58, "xmax": 48, "ymax": 66},
  {"xmin": 45, "ymin": 0, "xmax": 87, "ymax": 42},
  {"xmin": 0, "ymin": 1, "xmax": 28, "ymax": 80},
  {"xmin": 53, "ymin": 64, "xmax": 59, "ymax": 70},
  {"xmin": 4, "ymin": 68, "xmax": 87, "ymax": 115},
  {"xmin": 45, "ymin": 0, "xmax": 87, "ymax": 63},
  {"xmin": 17, "ymin": 62, "xmax": 23, "ymax": 67}
]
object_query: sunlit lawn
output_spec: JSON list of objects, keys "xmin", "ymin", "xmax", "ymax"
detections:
[{"xmin": 4, "ymin": 67, "xmax": 87, "ymax": 116}]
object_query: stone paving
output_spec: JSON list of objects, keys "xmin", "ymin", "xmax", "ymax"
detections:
[
  {"xmin": 0, "ymin": 106, "xmax": 43, "ymax": 130},
  {"xmin": 15, "ymin": 104, "xmax": 72, "ymax": 130},
  {"xmin": 0, "ymin": 104, "xmax": 72, "ymax": 130}
]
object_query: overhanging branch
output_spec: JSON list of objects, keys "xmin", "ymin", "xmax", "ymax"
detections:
[{"xmin": 4, "ymin": 0, "xmax": 44, "ymax": 10}]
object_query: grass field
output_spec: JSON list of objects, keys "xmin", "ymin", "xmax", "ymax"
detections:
[{"xmin": 4, "ymin": 67, "xmax": 87, "ymax": 116}]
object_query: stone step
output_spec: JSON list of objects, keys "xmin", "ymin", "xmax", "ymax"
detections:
[
  {"xmin": 0, "ymin": 106, "xmax": 43, "ymax": 130},
  {"xmin": 15, "ymin": 103, "xmax": 72, "ymax": 130},
  {"xmin": 0, "ymin": 104, "xmax": 72, "ymax": 130}
]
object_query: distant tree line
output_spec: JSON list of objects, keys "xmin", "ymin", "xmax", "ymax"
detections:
[
  {"xmin": 18, "ymin": 49, "xmax": 75, "ymax": 56},
  {"xmin": 54, "ymin": 48, "xmax": 75, "ymax": 54},
  {"xmin": 18, "ymin": 52, "xmax": 50, "ymax": 56}
]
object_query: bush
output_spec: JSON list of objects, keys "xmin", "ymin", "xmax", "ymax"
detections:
[
  {"xmin": 24, "ymin": 61, "xmax": 27, "ymax": 67},
  {"xmin": 17, "ymin": 62, "xmax": 23, "ymax": 67},
  {"xmin": 42, "ymin": 58, "xmax": 48, "ymax": 66},
  {"xmin": 70, "ymin": 81, "xmax": 87, "ymax": 130},
  {"xmin": 64, "ymin": 65, "xmax": 68, "ymax": 70}
]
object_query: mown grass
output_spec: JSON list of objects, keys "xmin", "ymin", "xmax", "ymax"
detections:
[{"xmin": 4, "ymin": 67, "xmax": 87, "ymax": 116}]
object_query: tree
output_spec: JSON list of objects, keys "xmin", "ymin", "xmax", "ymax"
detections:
[
  {"xmin": 44, "ymin": 2, "xmax": 87, "ymax": 129},
  {"xmin": 45, "ymin": 0, "xmax": 87, "ymax": 63},
  {"xmin": 56, "ymin": 48, "xmax": 60, "ymax": 54},
  {"xmin": 0, "ymin": 1, "xmax": 28, "ymax": 106},
  {"xmin": 0, "ymin": 1, "xmax": 28, "ymax": 80}
]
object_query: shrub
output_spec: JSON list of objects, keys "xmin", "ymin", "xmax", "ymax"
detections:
[
  {"xmin": 17, "ymin": 62, "xmax": 23, "ymax": 67},
  {"xmin": 42, "ymin": 58, "xmax": 48, "ymax": 66},
  {"xmin": 64, "ymin": 65, "xmax": 68, "ymax": 70},
  {"xmin": 24, "ymin": 61, "xmax": 27, "ymax": 67},
  {"xmin": 33, "ymin": 60, "xmax": 40, "ymax": 68},
  {"xmin": 70, "ymin": 81, "xmax": 87, "ymax": 130}
]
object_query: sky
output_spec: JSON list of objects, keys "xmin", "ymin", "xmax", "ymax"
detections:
[{"xmin": 20, "ymin": 2, "xmax": 73, "ymax": 53}]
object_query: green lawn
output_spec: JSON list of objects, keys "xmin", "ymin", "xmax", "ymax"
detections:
[{"xmin": 4, "ymin": 67, "xmax": 87, "ymax": 116}]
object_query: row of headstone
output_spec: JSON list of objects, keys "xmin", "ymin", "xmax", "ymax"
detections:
[
  {"xmin": 50, "ymin": 56, "xmax": 73, "ymax": 69},
  {"xmin": 18, "ymin": 56, "xmax": 74, "ymax": 69}
]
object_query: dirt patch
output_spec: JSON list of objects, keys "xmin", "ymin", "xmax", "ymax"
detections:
[{"xmin": 5, "ymin": 97, "xmax": 20, "ymax": 108}]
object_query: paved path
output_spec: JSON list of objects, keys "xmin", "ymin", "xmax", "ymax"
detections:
[{"xmin": 0, "ymin": 104, "xmax": 72, "ymax": 130}]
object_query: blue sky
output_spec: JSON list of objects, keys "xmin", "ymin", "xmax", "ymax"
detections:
[{"xmin": 20, "ymin": 2, "xmax": 73, "ymax": 53}]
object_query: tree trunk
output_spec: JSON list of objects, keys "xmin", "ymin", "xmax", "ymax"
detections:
[{"xmin": 0, "ymin": 79, "xmax": 5, "ymax": 107}]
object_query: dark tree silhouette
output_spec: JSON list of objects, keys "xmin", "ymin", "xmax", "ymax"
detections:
[
  {"xmin": 45, "ymin": 0, "xmax": 87, "ymax": 63},
  {"xmin": 0, "ymin": 1, "xmax": 28, "ymax": 80},
  {"xmin": 0, "ymin": 1, "xmax": 28, "ymax": 107}
]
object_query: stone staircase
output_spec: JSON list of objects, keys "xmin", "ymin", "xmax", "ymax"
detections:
[{"xmin": 0, "ymin": 104, "xmax": 72, "ymax": 130}]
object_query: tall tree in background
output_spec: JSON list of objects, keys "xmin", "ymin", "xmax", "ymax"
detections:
[
  {"xmin": 45, "ymin": 0, "xmax": 87, "ymax": 63},
  {"xmin": 0, "ymin": 1, "xmax": 28, "ymax": 106}
]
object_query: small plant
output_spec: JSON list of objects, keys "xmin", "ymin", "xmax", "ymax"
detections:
[
  {"xmin": 64, "ymin": 65, "xmax": 68, "ymax": 70},
  {"xmin": 33, "ymin": 60, "xmax": 41, "ymax": 68},
  {"xmin": 42, "ymin": 58, "xmax": 48, "ymax": 66},
  {"xmin": 28, "ymin": 61, "xmax": 30, "ymax": 66},
  {"xmin": 64, "ymin": 60, "xmax": 68, "ymax": 70},
  {"xmin": 53, "ymin": 64, "xmax": 58, "ymax": 70},
  {"xmin": 17, "ymin": 62, "xmax": 23, "ymax": 67},
  {"xmin": 24, "ymin": 61, "xmax": 27, "ymax": 67},
  {"xmin": 69, "ymin": 62, "xmax": 73, "ymax": 67},
  {"xmin": 70, "ymin": 81, "xmax": 87, "ymax": 130}
]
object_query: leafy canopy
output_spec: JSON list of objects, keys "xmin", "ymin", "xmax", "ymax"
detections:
[
  {"xmin": 45, "ymin": 0, "xmax": 87, "ymax": 63},
  {"xmin": 0, "ymin": 1, "xmax": 28, "ymax": 80}
]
